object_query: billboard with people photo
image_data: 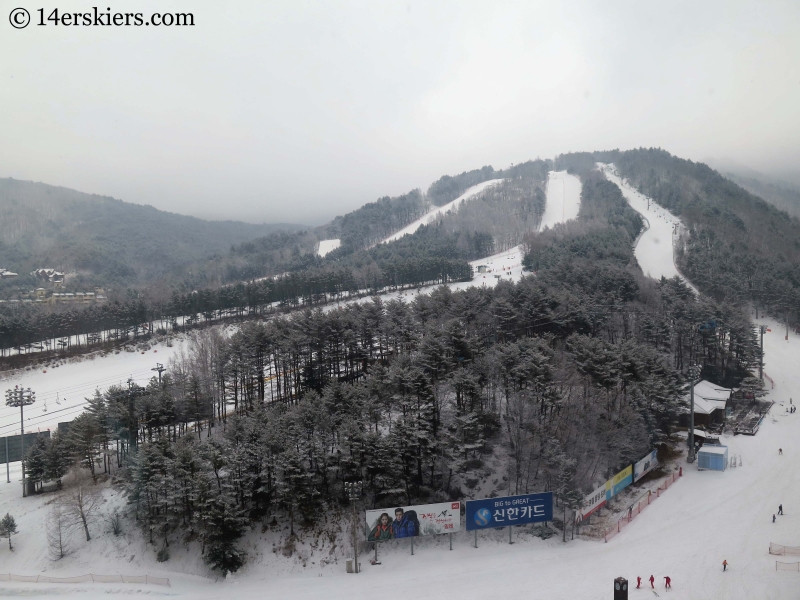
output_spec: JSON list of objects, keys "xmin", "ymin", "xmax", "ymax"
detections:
[{"xmin": 365, "ymin": 502, "xmax": 461, "ymax": 541}]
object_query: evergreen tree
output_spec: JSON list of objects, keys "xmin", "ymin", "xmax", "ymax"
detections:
[{"xmin": 0, "ymin": 513, "xmax": 18, "ymax": 550}]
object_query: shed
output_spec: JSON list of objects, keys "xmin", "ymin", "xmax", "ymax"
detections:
[{"xmin": 697, "ymin": 445, "xmax": 728, "ymax": 471}]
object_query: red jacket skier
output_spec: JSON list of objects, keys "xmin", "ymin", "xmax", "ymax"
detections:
[
  {"xmin": 649, "ymin": 575, "xmax": 655, "ymax": 588},
  {"xmin": 636, "ymin": 576, "xmax": 641, "ymax": 588},
  {"xmin": 664, "ymin": 576, "xmax": 671, "ymax": 589}
]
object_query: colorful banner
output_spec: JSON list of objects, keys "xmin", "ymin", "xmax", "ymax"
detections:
[
  {"xmin": 608, "ymin": 465, "xmax": 633, "ymax": 499},
  {"xmin": 465, "ymin": 492, "xmax": 553, "ymax": 531},
  {"xmin": 633, "ymin": 450, "xmax": 658, "ymax": 482},
  {"xmin": 575, "ymin": 483, "xmax": 607, "ymax": 523},
  {"xmin": 365, "ymin": 502, "xmax": 460, "ymax": 541}
]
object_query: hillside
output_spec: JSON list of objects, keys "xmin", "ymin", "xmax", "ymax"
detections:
[
  {"xmin": 721, "ymin": 172, "xmax": 800, "ymax": 219},
  {"xmin": 0, "ymin": 178, "xmax": 305, "ymax": 290}
]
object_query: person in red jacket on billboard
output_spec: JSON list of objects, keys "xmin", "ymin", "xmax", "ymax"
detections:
[
  {"xmin": 649, "ymin": 575, "xmax": 655, "ymax": 588},
  {"xmin": 636, "ymin": 576, "xmax": 641, "ymax": 588},
  {"xmin": 664, "ymin": 576, "xmax": 671, "ymax": 589}
]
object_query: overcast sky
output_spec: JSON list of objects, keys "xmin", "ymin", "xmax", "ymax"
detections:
[{"xmin": 1, "ymin": 0, "xmax": 799, "ymax": 225}]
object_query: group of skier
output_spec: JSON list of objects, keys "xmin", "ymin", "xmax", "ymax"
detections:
[{"xmin": 636, "ymin": 575, "xmax": 671, "ymax": 590}]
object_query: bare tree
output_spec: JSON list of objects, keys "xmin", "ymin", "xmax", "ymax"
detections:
[
  {"xmin": 59, "ymin": 476, "xmax": 102, "ymax": 542},
  {"xmin": 46, "ymin": 505, "xmax": 71, "ymax": 560}
]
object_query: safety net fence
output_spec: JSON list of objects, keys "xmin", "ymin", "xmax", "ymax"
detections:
[{"xmin": 769, "ymin": 543, "xmax": 800, "ymax": 556}]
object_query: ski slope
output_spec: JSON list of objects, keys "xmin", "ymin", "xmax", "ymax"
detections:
[
  {"xmin": 600, "ymin": 163, "xmax": 697, "ymax": 292},
  {"xmin": 1, "ymin": 315, "xmax": 797, "ymax": 599},
  {"xmin": 318, "ymin": 239, "xmax": 341, "ymax": 257},
  {"xmin": 0, "ymin": 337, "xmax": 189, "ymax": 437},
  {"xmin": 540, "ymin": 170, "xmax": 582, "ymax": 231},
  {"xmin": 382, "ymin": 179, "xmax": 503, "ymax": 244}
]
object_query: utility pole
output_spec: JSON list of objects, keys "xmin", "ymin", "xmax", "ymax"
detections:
[
  {"xmin": 687, "ymin": 364, "xmax": 701, "ymax": 464},
  {"xmin": 759, "ymin": 325, "xmax": 767, "ymax": 379},
  {"xmin": 151, "ymin": 363, "xmax": 165, "ymax": 384},
  {"xmin": 5, "ymin": 386, "xmax": 36, "ymax": 497},
  {"xmin": 344, "ymin": 481, "xmax": 363, "ymax": 574}
]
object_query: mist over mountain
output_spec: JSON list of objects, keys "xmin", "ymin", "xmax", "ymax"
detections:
[{"xmin": 0, "ymin": 178, "xmax": 305, "ymax": 291}]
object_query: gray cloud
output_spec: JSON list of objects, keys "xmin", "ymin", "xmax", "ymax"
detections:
[{"xmin": 1, "ymin": 0, "xmax": 798, "ymax": 224}]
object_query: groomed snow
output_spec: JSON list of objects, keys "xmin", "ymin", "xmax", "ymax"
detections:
[
  {"xmin": 600, "ymin": 164, "xmax": 697, "ymax": 293},
  {"xmin": 382, "ymin": 179, "xmax": 504, "ymax": 244},
  {"xmin": 540, "ymin": 171, "xmax": 582, "ymax": 231},
  {"xmin": 0, "ymin": 337, "xmax": 189, "ymax": 437},
  {"xmin": 318, "ymin": 239, "xmax": 341, "ymax": 257}
]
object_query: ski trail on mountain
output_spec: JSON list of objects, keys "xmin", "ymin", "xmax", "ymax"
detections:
[{"xmin": 600, "ymin": 163, "xmax": 698, "ymax": 293}]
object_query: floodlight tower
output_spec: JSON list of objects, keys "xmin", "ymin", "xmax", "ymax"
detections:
[
  {"xmin": 687, "ymin": 364, "xmax": 701, "ymax": 464},
  {"xmin": 344, "ymin": 480, "xmax": 363, "ymax": 573},
  {"xmin": 4, "ymin": 386, "xmax": 36, "ymax": 497}
]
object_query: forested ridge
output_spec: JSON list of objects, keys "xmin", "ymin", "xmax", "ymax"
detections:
[
  {"xmin": 22, "ymin": 153, "xmax": 762, "ymax": 574},
  {"xmin": 0, "ymin": 178, "xmax": 304, "ymax": 292},
  {"xmin": 0, "ymin": 162, "xmax": 552, "ymax": 353},
  {"xmin": 556, "ymin": 148, "xmax": 800, "ymax": 332}
]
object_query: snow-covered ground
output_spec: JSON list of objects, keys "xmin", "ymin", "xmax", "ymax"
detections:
[
  {"xmin": 1, "ymin": 316, "xmax": 796, "ymax": 599},
  {"xmin": 318, "ymin": 239, "xmax": 341, "ymax": 257},
  {"xmin": 382, "ymin": 179, "xmax": 503, "ymax": 244},
  {"xmin": 600, "ymin": 164, "xmax": 697, "ymax": 293},
  {"xmin": 0, "ymin": 337, "xmax": 189, "ymax": 437},
  {"xmin": 540, "ymin": 171, "xmax": 582, "ymax": 231}
]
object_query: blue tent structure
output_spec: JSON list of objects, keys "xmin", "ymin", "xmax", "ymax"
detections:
[{"xmin": 697, "ymin": 445, "xmax": 728, "ymax": 471}]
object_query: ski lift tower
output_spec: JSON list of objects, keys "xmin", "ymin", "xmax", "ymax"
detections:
[
  {"xmin": 4, "ymin": 386, "xmax": 36, "ymax": 497},
  {"xmin": 687, "ymin": 364, "xmax": 701, "ymax": 464}
]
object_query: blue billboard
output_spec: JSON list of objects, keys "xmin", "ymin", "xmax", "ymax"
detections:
[{"xmin": 465, "ymin": 492, "xmax": 553, "ymax": 531}]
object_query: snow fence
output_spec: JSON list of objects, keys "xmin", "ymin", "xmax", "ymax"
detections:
[
  {"xmin": 0, "ymin": 573, "xmax": 170, "ymax": 586},
  {"xmin": 604, "ymin": 471, "xmax": 682, "ymax": 543},
  {"xmin": 770, "ymin": 543, "xmax": 800, "ymax": 556},
  {"xmin": 775, "ymin": 562, "xmax": 800, "ymax": 572}
]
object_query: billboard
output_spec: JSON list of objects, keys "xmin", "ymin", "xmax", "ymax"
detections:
[
  {"xmin": 465, "ymin": 492, "xmax": 552, "ymax": 531},
  {"xmin": 607, "ymin": 465, "xmax": 632, "ymax": 499},
  {"xmin": 633, "ymin": 450, "xmax": 658, "ymax": 482},
  {"xmin": 0, "ymin": 432, "xmax": 50, "ymax": 464},
  {"xmin": 575, "ymin": 483, "xmax": 607, "ymax": 523},
  {"xmin": 365, "ymin": 502, "xmax": 460, "ymax": 541}
]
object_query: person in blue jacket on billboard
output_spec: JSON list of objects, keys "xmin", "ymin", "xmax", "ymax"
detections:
[{"xmin": 391, "ymin": 507, "xmax": 417, "ymax": 538}]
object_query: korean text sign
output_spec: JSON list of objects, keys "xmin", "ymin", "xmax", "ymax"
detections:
[
  {"xmin": 365, "ymin": 502, "xmax": 461, "ymax": 541},
  {"xmin": 465, "ymin": 492, "xmax": 553, "ymax": 531}
]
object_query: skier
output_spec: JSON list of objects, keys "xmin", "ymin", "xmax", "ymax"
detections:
[
  {"xmin": 773, "ymin": 514, "xmax": 776, "ymax": 523},
  {"xmin": 779, "ymin": 448, "xmax": 783, "ymax": 455},
  {"xmin": 636, "ymin": 576, "xmax": 642, "ymax": 589},
  {"xmin": 722, "ymin": 559, "xmax": 728, "ymax": 571},
  {"xmin": 664, "ymin": 576, "xmax": 671, "ymax": 589},
  {"xmin": 779, "ymin": 504, "xmax": 783, "ymax": 515},
  {"xmin": 649, "ymin": 574, "xmax": 655, "ymax": 588}
]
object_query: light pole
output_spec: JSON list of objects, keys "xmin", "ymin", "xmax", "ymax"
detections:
[
  {"xmin": 5, "ymin": 386, "xmax": 36, "ymax": 497},
  {"xmin": 759, "ymin": 325, "xmax": 767, "ymax": 379},
  {"xmin": 344, "ymin": 481, "xmax": 363, "ymax": 574},
  {"xmin": 687, "ymin": 364, "xmax": 701, "ymax": 464}
]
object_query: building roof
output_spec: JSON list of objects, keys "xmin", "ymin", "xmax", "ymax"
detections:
[
  {"xmin": 698, "ymin": 445, "xmax": 728, "ymax": 456},
  {"xmin": 693, "ymin": 395, "xmax": 726, "ymax": 415},
  {"xmin": 694, "ymin": 380, "xmax": 732, "ymax": 401}
]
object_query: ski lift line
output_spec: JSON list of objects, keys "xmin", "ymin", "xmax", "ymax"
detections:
[
  {"xmin": 0, "ymin": 366, "xmax": 156, "ymax": 392},
  {"xmin": 0, "ymin": 367, "xmax": 159, "ymax": 403}
]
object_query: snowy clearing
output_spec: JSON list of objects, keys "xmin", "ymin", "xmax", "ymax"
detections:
[
  {"xmin": 1, "ymin": 318, "xmax": 798, "ymax": 599},
  {"xmin": 0, "ymin": 337, "xmax": 189, "ymax": 437},
  {"xmin": 382, "ymin": 179, "xmax": 504, "ymax": 244},
  {"xmin": 600, "ymin": 163, "xmax": 697, "ymax": 292},
  {"xmin": 540, "ymin": 171, "xmax": 582, "ymax": 231},
  {"xmin": 318, "ymin": 239, "xmax": 341, "ymax": 257}
]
